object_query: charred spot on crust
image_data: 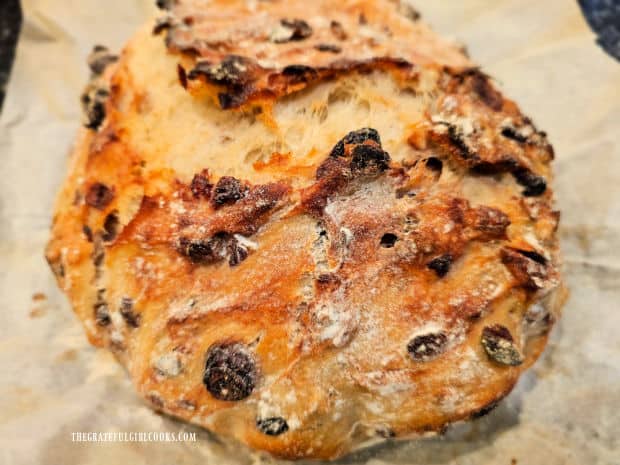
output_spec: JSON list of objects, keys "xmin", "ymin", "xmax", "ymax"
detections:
[
  {"xmin": 120, "ymin": 297, "xmax": 140, "ymax": 328},
  {"xmin": 85, "ymin": 182, "xmax": 114, "ymax": 210},
  {"xmin": 281, "ymin": 64, "xmax": 319, "ymax": 84},
  {"xmin": 94, "ymin": 289, "xmax": 110, "ymax": 326},
  {"xmin": 470, "ymin": 399, "xmax": 501, "ymax": 419},
  {"xmin": 190, "ymin": 171, "xmax": 212, "ymax": 199},
  {"xmin": 256, "ymin": 417, "xmax": 289, "ymax": 436},
  {"xmin": 101, "ymin": 212, "xmax": 120, "ymax": 242},
  {"xmin": 315, "ymin": 43, "xmax": 342, "ymax": 53},
  {"xmin": 425, "ymin": 157, "xmax": 443, "ymax": 172},
  {"xmin": 501, "ymin": 126, "xmax": 529, "ymax": 143},
  {"xmin": 515, "ymin": 248, "xmax": 548, "ymax": 265},
  {"xmin": 203, "ymin": 342, "xmax": 257, "ymax": 401},
  {"xmin": 407, "ymin": 332, "xmax": 448, "ymax": 361},
  {"xmin": 427, "ymin": 254, "xmax": 453, "ymax": 277},
  {"xmin": 336, "ymin": 128, "xmax": 382, "ymax": 155},
  {"xmin": 217, "ymin": 92, "xmax": 241, "ymax": 110},
  {"xmin": 188, "ymin": 55, "xmax": 258, "ymax": 87},
  {"xmin": 271, "ymin": 18, "xmax": 313, "ymax": 43},
  {"xmin": 380, "ymin": 233, "xmax": 398, "ymax": 248},
  {"xmin": 212, "ymin": 176, "xmax": 247, "ymax": 208},
  {"xmin": 350, "ymin": 144, "xmax": 390, "ymax": 173},
  {"xmin": 81, "ymin": 86, "xmax": 109, "ymax": 130},
  {"xmin": 512, "ymin": 168, "xmax": 547, "ymax": 197},
  {"xmin": 330, "ymin": 20, "xmax": 348, "ymax": 40},
  {"xmin": 87, "ymin": 45, "xmax": 118, "ymax": 76},
  {"xmin": 447, "ymin": 124, "xmax": 475, "ymax": 160},
  {"xmin": 153, "ymin": 17, "xmax": 173, "ymax": 35},
  {"xmin": 179, "ymin": 233, "xmax": 250, "ymax": 267},
  {"xmin": 481, "ymin": 325, "xmax": 524, "ymax": 366}
]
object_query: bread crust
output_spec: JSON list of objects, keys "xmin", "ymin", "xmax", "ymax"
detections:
[{"xmin": 46, "ymin": 0, "xmax": 566, "ymax": 459}]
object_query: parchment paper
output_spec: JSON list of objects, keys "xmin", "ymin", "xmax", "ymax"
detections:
[{"xmin": 1, "ymin": 1, "xmax": 619, "ymax": 464}]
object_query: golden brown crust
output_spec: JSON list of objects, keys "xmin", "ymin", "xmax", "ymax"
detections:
[
  {"xmin": 157, "ymin": 0, "xmax": 470, "ymax": 109},
  {"xmin": 46, "ymin": 0, "xmax": 565, "ymax": 460}
]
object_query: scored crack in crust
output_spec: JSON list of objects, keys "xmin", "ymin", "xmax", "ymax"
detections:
[{"xmin": 45, "ymin": 0, "xmax": 567, "ymax": 460}]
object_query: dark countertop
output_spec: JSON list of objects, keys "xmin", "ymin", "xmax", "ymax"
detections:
[
  {"xmin": 579, "ymin": 0, "xmax": 620, "ymax": 60},
  {"xmin": 0, "ymin": 0, "xmax": 22, "ymax": 112}
]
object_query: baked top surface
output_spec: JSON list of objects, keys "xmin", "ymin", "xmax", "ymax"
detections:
[{"xmin": 46, "ymin": 0, "xmax": 565, "ymax": 459}]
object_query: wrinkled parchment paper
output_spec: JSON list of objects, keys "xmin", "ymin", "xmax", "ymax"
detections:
[{"xmin": 1, "ymin": 1, "xmax": 619, "ymax": 464}]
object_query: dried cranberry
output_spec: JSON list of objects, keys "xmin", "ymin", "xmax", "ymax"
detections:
[
  {"xmin": 447, "ymin": 124, "xmax": 474, "ymax": 159},
  {"xmin": 94, "ymin": 289, "xmax": 110, "ymax": 326},
  {"xmin": 314, "ymin": 43, "xmax": 342, "ymax": 53},
  {"xmin": 120, "ymin": 297, "xmax": 140, "ymax": 328},
  {"xmin": 278, "ymin": 19, "xmax": 313, "ymax": 41},
  {"xmin": 155, "ymin": 0, "xmax": 173, "ymax": 10},
  {"xmin": 227, "ymin": 237, "xmax": 249, "ymax": 267},
  {"xmin": 189, "ymin": 55, "xmax": 257, "ymax": 86},
  {"xmin": 380, "ymin": 233, "xmax": 398, "ymax": 248},
  {"xmin": 101, "ymin": 212, "xmax": 120, "ymax": 242},
  {"xmin": 179, "ymin": 234, "xmax": 227, "ymax": 264},
  {"xmin": 85, "ymin": 183, "xmax": 114, "ymax": 210},
  {"xmin": 425, "ymin": 157, "xmax": 443, "ymax": 172},
  {"xmin": 203, "ymin": 342, "xmax": 257, "ymax": 401},
  {"xmin": 190, "ymin": 172, "xmax": 212, "ymax": 199},
  {"xmin": 281, "ymin": 65, "xmax": 318, "ymax": 84},
  {"xmin": 211, "ymin": 177, "xmax": 247, "ymax": 207},
  {"xmin": 512, "ymin": 168, "xmax": 547, "ymax": 197},
  {"xmin": 350, "ymin": 145, "xmax": 390, "ymax": 173},
  {"xmin": 256, "ymin": 417, "xmax": 289, "ymax": 436},
  {"xmin": 501, "ymin": 126, "xmax": 528, "ymax": 143},
  {"xmin": 87, "ymin": 45, "xmax": 118, "ymax": 76},
  {"xmin": 329, "ymin": 128, "xmax": 382, "ymax": 157},
  {"xmin": 427, "ymin": 254, "xmax": 453, "ymax": 277},
  {"xmin": 177, "ymin": 64, "xmax": 188, "ymax": 89},
  {"xmin": 515, "ymin": 249, "xmax": 547, "ymax": 265},
  {"xmin": 481, "ymin": 325, "xmax": 524, "ymax": 366},
  {"xmin": 407, "ymin": 332, "xmax": 448, "ymax": 361}
]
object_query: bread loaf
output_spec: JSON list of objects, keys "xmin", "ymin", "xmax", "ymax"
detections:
[{"xmin": 46, "ymin": 0, "xmax": 566, "ymax": 459}]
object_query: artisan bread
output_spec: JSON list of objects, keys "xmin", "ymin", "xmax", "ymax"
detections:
[{"xmin": 46, "ymin": 0, "xmax": 566, "ymax": 459}]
